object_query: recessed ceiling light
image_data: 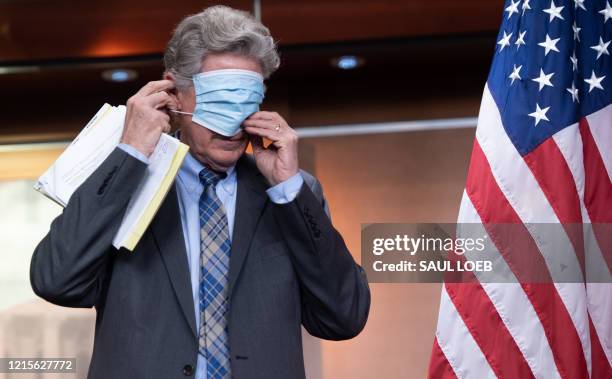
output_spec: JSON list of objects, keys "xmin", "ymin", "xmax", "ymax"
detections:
[
  {"xmin": 331, "ymin": 55, "xmax": 364, "ymax": 70},
  {"xmin": 102, "ymin": 69, "xmax": 138, "ymax": 82}
]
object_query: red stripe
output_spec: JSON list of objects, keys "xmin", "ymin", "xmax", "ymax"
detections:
[
  {"xmin": 589, "ymin": 316, "xmax": 612, "ymax": 379},
  {"xmin": 523, "ymin": 137, "xmax": 585, "ymax": 274},
  {"xmin": 524, "ymin": 137, "xmax": 583, "ymax": 223},
  {"xmin": 444, "ymin": 281, "xmax": 535, "ymax": 379},
  {"xmin": 466, "ymin": 140, "xmax": 589, "ymax": 379},
  {"xmin": 428, "ymin": 338, "xmax": 458, "ymax": 379},
  {"xmin": 579, "ymin": 118, "xmax": 612, "ymax": 271}
]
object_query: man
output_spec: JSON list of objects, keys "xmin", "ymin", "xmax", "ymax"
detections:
[{"xmin": 30, "ymin": 5, "xmax": 370, "ymax": 379}]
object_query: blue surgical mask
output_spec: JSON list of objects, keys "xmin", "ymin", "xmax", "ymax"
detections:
[{"xmin": 174, "ymin": 69, "xmax": 264, "ymax": 137}]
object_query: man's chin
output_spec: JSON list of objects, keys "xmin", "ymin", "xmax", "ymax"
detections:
[{"xmin": 206, "ymin": 145, "xmax": 246, "ymax": 170}]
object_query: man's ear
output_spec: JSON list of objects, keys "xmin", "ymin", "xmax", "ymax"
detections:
[
  {"xmin": 163, "ymin": 71, "xmax": 174, "ymax": 82},
  {"xmin": 163, "ymin": 71, "xmax": 181, "ymax": 110}
]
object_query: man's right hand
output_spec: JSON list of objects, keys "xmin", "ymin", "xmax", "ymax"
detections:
[{"xmin": 120, "ymin": 80, "xmax": 178, "ymax": 157}]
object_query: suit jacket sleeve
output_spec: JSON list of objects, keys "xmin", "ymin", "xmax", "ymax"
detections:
[
  {"xmin": 30, "ymin": 147, "xmax": 148, "ymax": 308},
  {"xmin": 272, "ymin": 173, "xmax": 371, "ymax": 340}
]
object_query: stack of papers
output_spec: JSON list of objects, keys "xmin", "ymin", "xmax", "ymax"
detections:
[{"xmin": 35, "ymin": 103, "xmax": 189, "ymax": 251}]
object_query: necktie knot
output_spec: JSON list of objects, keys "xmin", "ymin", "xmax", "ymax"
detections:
[{"xmin": 198, "ymin": 167, "xmax": 226, "ymax": 189}]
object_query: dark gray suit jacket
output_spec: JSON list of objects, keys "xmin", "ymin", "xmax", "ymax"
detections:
[{"xmin": 30, "ymin": 147, "xmax": 371, "ymax": 378}]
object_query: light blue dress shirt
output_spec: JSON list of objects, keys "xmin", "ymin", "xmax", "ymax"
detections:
[{"xmin": 118, "ymin": 143, "xmax": 303, "ymax": 378}]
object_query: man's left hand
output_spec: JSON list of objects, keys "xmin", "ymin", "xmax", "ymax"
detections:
[{"xmin": 242, "ymin": 111, "xmax": 299, "ymax": 186}]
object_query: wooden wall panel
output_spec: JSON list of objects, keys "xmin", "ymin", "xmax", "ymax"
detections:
[
  {"xmin": 263, "ymin": 0, "xmax": 502, "ymax": 45},
  {"xmin": 0, "ymin": 0, "xmax": 251, "ymax": 61},
  {"xmin": 0, "ymin": 1, "xmax": 502, "ymax": 62}
]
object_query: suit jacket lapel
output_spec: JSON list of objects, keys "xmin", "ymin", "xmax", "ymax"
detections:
[
  {"xmin": 228, "ymin": 154, "xmax": 268, "ymax": 298},
  {"xmin": 151, "ymin": 185, "xmax": 197, "ymax": 338}
]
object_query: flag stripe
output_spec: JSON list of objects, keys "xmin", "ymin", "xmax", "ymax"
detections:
[
  {"xmin": 523, "ymin": 138, "xmax": 583, "ymax": 223},
  {"xmin": 445, "ymin": 280, "xmax": 535, "ymax": 379},
  {"xmin": 552, "ymin": 120, "xmax": 612, "ymax": 373},
  {"xmin": 553, "ymin": 123, "xmax": 612, "ymax": 378},
  {"xmin": 586, "ymin": 283, "xmax": 612, "ymax": 370},
  {"xmin": 584, "ymin": 105, "xmax": 612, "ymax": 182},
  {"xmin": 589, "ymin": 315, "xmax": 612, "ymax": 379},
  {"xmin": 552, "ymin": 123, "xmax": 588, "ymax": 221},
  {"xmin": 552, "ymin": 122, "xmax": 612, "ymax": 280},
  {"xmin": 429, "ymin": 338, "xmax": 459, "ymax": 379},
  {"xmin": 459, "ymin": 192, "xmax": 561, "ymax": 378},
  {"xmin": 467, "ymin": 136, "xmax": 589, "ymax": 379},
  {"xmin": 580, "ymin": 116, "xmax": 612, "ymax": 223},
  {"xmin": 579, "ymin": 117, "xmax": 612, "ymax": 272},
  {"xmin": 523, "ymin": 138, "xmax": 586, "ymax": 274},
  {"xmin": 467, "ymin": 140, "xmax": 558, "ymax": 283},
  {"xmin": 435, "ymin": 287, "xmax": 497, "ymax": 379}
]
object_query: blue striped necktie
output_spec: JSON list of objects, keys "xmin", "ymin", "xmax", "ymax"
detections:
[{"xmin": 198, "ymin": 167, "xmax": 231, "ymax": 379}]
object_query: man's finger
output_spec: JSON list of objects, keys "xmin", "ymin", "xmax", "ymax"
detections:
[
  {"xmin": 135, "ymin": 80, "xmax": 175, "ymax": 97},
  {"xmin": 246, "ymin": 111, "xmax": 279, "ymax": 121},
  {"xmin": 144, "ymin": 91, "xmax": 173, "ymax": 108},
  {"xmin": 242, "ymin": 118, "xmax": 281, "ymax": 130},
  {"xmin": 161, "ymin": 122, "xmax": 171, "ymax": 134},
  {"xmin": 159, "ymin": 96, "xmax": 180, "ymax": 112},
  {"xmin": 249, "ymin": 134, "xmax": 265, "ymax": 153},
  {"xmin": 243, "ymin": 125, "xmax": 281, "ymax": 141}
]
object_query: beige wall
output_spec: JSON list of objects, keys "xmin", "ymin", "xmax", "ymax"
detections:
[{"xmin": 300, "ymin": 128, "xmax": 474, "ymax": 378}]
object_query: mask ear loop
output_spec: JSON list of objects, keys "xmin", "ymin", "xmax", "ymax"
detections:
[
  {"xmin": 167, "ymin": 71, "xmax": 197, "ymax": 116},
  {"xmin": 169, "ymin": 109, "xmax": 194, "ymax": 116}
]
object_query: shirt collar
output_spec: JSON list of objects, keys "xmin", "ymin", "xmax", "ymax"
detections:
[
  {"xmin": 219, "ymin": 164, "xmax": 236, "ymax": 195},
  {"xmin": 178, "ymin": 150, "xmax": 236, "ymax": 196}
]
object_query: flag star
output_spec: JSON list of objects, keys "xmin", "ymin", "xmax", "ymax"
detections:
[
  {"xmin": 566, "ymin": 82, "xmax": 579, "ymax": 103},
  {"xmin": 538, "ymin": 34, "xmax": 561, "ymax": 55},
  {"xmin": 543, "ymin": 0, "xmax": 565, "ymax": 22},
  {"xmin": 590, "ymin": 37, "xmax": 610, "ymax": 59},
  {"xmin": 600, "ymin": 1, "xmax": 612, "ymax": 23},
  {"xmin": 573, "ymin": 0, "xmax": 586, "ymax": 11},
  {"xmin": 509, "ymin": 64, "xmax": 523, "ymax": 84},
  {"xmin": 584, "ymin": 70, "xmax": 606, "ymax": 92},
  {"xmin": 497, "ymin": 31, "xmax": 513, "ymax": 51},
  {"xmin": 515, "ymin": 30, "xmax": 527, "ymax": 49},
  {"xmin": 570, "ymin": 52, "xmax": 578, "ymax": 71},
  {"xmin": 528, "ymin": 103, "xmax": 550, "ymax": 126},
  {"xmin": 522, "ymin": 0, "xmax": 531, "ymax": 14},
  {"xmin": 506, "ymin": 0, "xmax": 520, "ymax": 18},
  {"xmin": 532, "ymin": 69, "xmax": 555, "ymax": 91},
  {"xmin": 572, "ymin": 22, "xmax": 581, "ymax": 42}
]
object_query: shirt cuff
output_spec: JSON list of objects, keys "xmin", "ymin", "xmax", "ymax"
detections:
[
  {"xmin": 117, "ymin": 143, "xmax": 149, "ymax": 164},
  {"xmin": 266, "ymin": 172, "xmax": 304, "ymax": 204}
]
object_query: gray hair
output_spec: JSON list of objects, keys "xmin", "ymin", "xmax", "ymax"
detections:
[{"xmin": 163, "ymin": 5, "xmax": 280, "ymax": 89}]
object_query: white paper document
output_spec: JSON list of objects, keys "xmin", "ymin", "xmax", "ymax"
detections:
[{"xmin": 35, "ymin": 103, "xmax": 189, "ymax": 251}]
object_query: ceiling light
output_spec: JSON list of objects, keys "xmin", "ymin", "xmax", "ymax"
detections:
[
  {"xmin": 102, "ymin": 69, "xmax": 138, "ymax": 82},
  {"xmin": 331, "ymin": 55, "xmax": 364, "ymax": 70},
  {"xmin": 0, "ymin": 66, "xmax": 40, "ymax": 75}
]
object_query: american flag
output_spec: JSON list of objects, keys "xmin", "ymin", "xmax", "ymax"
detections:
[{"xmin": 428, "ymin": 1, "xmax": 611, "ymax": 378}]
